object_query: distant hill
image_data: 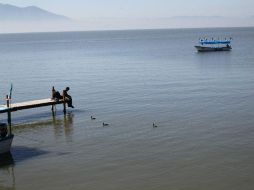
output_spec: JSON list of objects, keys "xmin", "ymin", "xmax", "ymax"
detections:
[{"xmin": 0, "ymin": 3, "xmax": 69, "ymax": 21}]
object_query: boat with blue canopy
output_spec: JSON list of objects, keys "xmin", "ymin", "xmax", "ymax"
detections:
[{"xmin": 195, "ymin": 37, "xmax": 232, "ymax": 52}]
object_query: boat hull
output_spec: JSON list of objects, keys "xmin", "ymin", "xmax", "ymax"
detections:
[
  {"xmin": 0, "ymin": 135, "xmax": 14, "ymax": 154},
  {"xmin": 195, "ymin": 46, "xmax": 232, "ymax": 52}
]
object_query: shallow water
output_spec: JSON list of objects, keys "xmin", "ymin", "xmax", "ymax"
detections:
[{"xmin": 0, "ymin": 27, "xmax": 254, "ymax": 190}]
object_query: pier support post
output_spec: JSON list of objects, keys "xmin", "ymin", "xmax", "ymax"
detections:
[
  {"xmin": 6, "ymin": 95, "xmax": 12, "ymax": 134},
  {"xmin": 63, "ymin": 90, "xmax": 66, "ymax": 115},
  {"xmin": 51, "ymin": 104, "xmax": 56, "ymax": 112}
]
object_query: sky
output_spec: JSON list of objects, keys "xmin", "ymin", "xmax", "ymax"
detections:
[
  {"xmin": 0, "ymin": 0, "xmax": 253, "ymax": 33},
  {"xmin": 0, "ymin": 0, "xmax": 254, "ymax": 19}
]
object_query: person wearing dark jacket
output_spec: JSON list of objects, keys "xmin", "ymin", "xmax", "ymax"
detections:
[
  {"xmin": 63, "ymin": 87, "xmax": 74, "ymax": 108},
  {"xmin": 52, "ymin": 86, "xmax": 63, "ymax": 101}
]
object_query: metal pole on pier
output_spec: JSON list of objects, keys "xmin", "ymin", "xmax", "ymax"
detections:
[{"xmin": 6, "ymin": 95, "xmax": 12, "ymax": 134}]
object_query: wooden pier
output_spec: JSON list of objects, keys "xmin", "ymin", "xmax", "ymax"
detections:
[
  {"xmin": 0, "ymin": 98, "xmax": 65, "ymax": 113},
  {"xmin": 0, "ymin": 87, "xmax": 72, "ymax": 126}
]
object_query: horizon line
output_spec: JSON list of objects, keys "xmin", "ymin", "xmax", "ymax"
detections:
[{"xmin": 0, "ymin": 25, "xmax": 253, "ymax": 35}]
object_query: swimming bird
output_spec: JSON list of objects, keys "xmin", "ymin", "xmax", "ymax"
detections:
[
  {"xmin": 153, "ymin": 123, "xmax": 158, "ymax": 128},
  {"xmin": 91, "ymin": 116, "xmax": 96, "ymax": 120},
  {"xmin": 103, "ymin": 122, "xmax": 109, "ymax": 127}
]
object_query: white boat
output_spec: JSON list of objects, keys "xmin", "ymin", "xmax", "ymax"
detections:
[
  {"xmin": 195, "ymin": 37, "xmax": 232, "ymax": 52},
  {"xmin": 195, "ymin": 45, "xmax": 232, "ymax": 52},
  {"xmin": 0, "ymin": 123, "xmax": 14, "ymax": 154}
]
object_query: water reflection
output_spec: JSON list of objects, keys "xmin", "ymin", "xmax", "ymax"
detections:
[
  {"xmin": 0, "ymin": 112, "xmax": 74, "ymax": 190},
  {"xmin": 13, "ymin": 111, "xmax": 75, "ymax": 141},
  {"xmin": 0, "ymin": 147, "xmax": 50, "ymax": 190},
  {"xmin": 0, "ymin": 153, "xmax": 14, "ymax": 168},
  {"xmin": 63, "ymin": 113, "xmax": 74, "ymax": 142},
  {"xmin": 0, "ymin": 111, "xmax": 75, "ymax": 189},
  {"xmin": 0, "ymin": 153, "xmax": 15, "ymax": 190},
  {"xmin": 53, "ymin": 112, "xmax": 74, "ymax": 142},
  {"xmin": 0, "ymin": 146, "xmax": 50, "ymax": 166},
  {"xmin": 11, "ymin": 146, "xmax": 49, "ymax": 163}
]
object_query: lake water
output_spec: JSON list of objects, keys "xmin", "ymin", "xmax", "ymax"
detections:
[{"xmin": 0, "ymin": 27, "xmax": 254, "ymax": 190}]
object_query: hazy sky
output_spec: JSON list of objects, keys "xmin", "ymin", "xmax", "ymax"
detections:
[{"xmin": 0, "ymin": 0, "xmax": 254, "ymax": 19}]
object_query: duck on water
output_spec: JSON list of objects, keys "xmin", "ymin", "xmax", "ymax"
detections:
[{"xmin": 0, "ymin": 123, "xmax": 14, "ymax": 154}]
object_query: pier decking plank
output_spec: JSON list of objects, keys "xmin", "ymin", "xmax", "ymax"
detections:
[{"xmin": 0, "ymin": 98, "xmax": 64, "ymax": 113}]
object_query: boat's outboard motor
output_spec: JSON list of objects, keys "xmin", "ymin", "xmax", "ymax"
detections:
[{"xmin": 0, "ymin": 123, "xmax": 8, "ymax": 138}]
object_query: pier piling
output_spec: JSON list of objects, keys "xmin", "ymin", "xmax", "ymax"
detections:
[{"xmin": 63, "ymin": 90, "xmax": 66, "ymax": 114}]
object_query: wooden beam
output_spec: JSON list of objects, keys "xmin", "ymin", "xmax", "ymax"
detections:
[{"xmin": 0, "ymin": 98, "xmax": 65, "ymax": 114}]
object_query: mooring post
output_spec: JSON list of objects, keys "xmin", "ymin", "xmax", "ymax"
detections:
[
  {"xmin": 63, "ymin": 90, "xmax": 66, "ymax": 114},
  {"xmin": 6, "ymin": 95, "xmax": 12, "ymax": 134}
]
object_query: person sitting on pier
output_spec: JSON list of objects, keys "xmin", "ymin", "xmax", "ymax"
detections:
[
  {"xmin": 52, "ymin": 86, "xmax": 63, "ymax": 101},
  {"xmin": 63, "ymin": 87, "xmax": 74, "ymax": 108}
]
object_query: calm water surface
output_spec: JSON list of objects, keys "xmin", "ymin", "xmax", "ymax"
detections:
[{"xmin": 0, "ymin": 27, "xmax": 254, "ymax": 190}]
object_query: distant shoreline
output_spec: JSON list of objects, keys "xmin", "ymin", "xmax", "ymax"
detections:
[{"xmin": 0, "ymin": 25, "xmax": 253, "ymax": 35}]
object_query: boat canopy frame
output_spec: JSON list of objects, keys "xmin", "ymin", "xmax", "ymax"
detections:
[{"xmin": 199, "ymin": 37, "xmax": 232, "ymax": 45}]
